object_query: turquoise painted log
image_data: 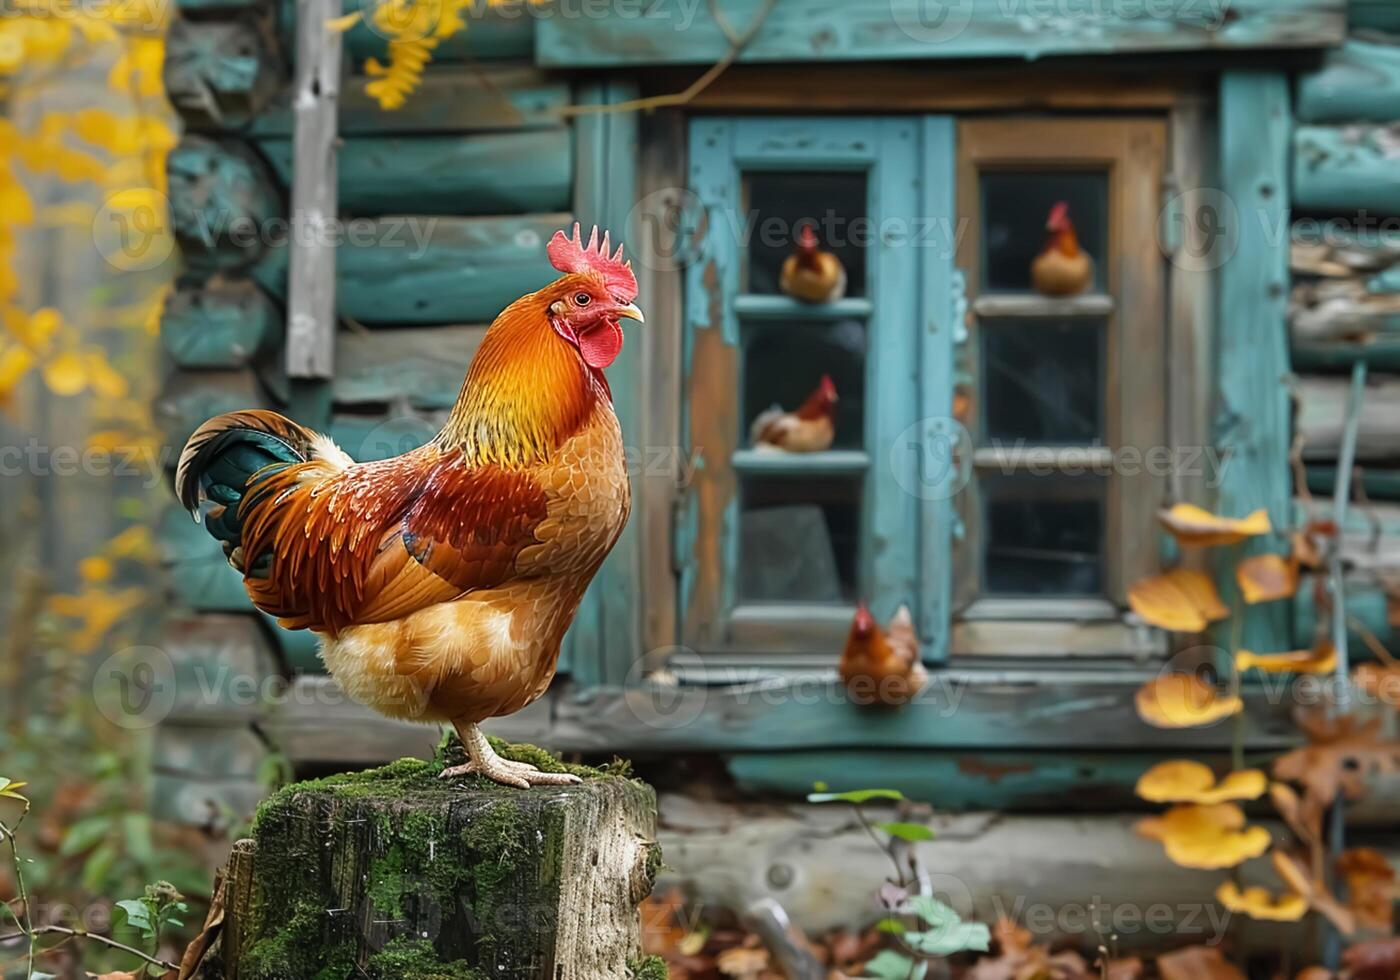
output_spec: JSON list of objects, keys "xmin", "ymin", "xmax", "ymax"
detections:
[
  {"xmin": 1296, "ymin": 37, "xmax": 1400, "ymax": 123},
  {"xmin": 165, "ymin": 18, "xmax": 284, "ymax": 130},
  {"xmin": 537, "ymin": 0, "xmax": 1344, "ymax": 67},
  {"xmin": 1307, "ymin": 465, "xmax": 1400, "ymax": 499},
  {"xmin": 329, "ymin": 412, "xmax": 439, "ymax": 463},
  {"xmin": 168, "ymin": 137, "xmax": 283, "ymax": 272},
  {"xmin": 246, "ymin": 67, "xmax": 569, "ymax": 137},
  {"xmin": 278, "ymin": 0, "xmax": 534, "ymax": 66},
  {"xmin": 162, "ymin": 276, "xmax": 280, "ymax": 369},
  {"xmin": 255, "ymin": 129, "xmax": 571, "ymax": 216},
  {"xmin": 1352, "ymin": 0, "xmax": 1400, "ymax": 32},
  {"xmin": 252, "ymin": 213, "xmax": 566, "ymax": 325},
  {"xmin": 1294, "ymin": 125, "xmax": 1400, "ymax": 215}
]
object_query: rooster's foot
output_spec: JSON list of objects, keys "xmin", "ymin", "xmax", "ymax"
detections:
[{"xmin": 442, "ymin": 722, "xmax": 583, "ymax": 789}]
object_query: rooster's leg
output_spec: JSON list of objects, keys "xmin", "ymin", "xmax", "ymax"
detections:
[{"xmin": 439, "ymin": 721, "xmax": 583, "ymax": 789}]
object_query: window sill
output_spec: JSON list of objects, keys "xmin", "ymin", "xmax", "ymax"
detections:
[
  {"xmin": 951, "ymin": 615, "xmax": 1165, "ymax": 659},
  {"xmin": 972, "ymin": 293, "xmax": 1115, "ymax": 318}
]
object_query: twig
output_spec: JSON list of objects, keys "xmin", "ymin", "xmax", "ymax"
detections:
[
  {"xmin": 850, "ymin": 803, "xmax": 906, "ymax": 888},
  {"xmin": 1348, "ymin": 614, "xmax": 1400, "ymax": 668},
  {"xmin": 556, "ymin": 0, "xmax": 778, "ymax": 117},
  {"xmin": 0, "ymin": 806, "xmax": 34, "ymax": 980},
  {"xmin": 0, "ymin": 925, "xmax": 179, "ymax": 972}
]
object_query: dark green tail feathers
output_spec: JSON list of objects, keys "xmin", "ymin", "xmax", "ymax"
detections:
[{"xmin": 175, "ymin": 410, "xmax": 316, "ymax": 572}]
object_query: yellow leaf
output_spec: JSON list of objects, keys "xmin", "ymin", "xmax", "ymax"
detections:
[
  {"xmin": 1135, "ymin": 803, "xmax": 1269, "ymax": 869},
  {"xmin": 1236, "ymin": 553, "xmax": 1298, "ymax": 604},
  {"xmin": 1215, "ymin": 882, "xmax": 1307, "ymax": 922},
  {"xmin": 1135, "ymin": 760, "xmax": 1267, "ymax": 804},
  {"xmin": 84, "ymin": 349, "xmax": 128, "ymax": 398},
  {"xmin": 1159, "ymin": 504, "xmax": 1272, "ymax": 548},
  {"xmin": 1236, "ymin": 643, "xmax": 1337, "ymax": 675},
  {"xmin": 1135, "ymin": 673, "xmax": 1242, "ymax": 729},
  {"xmin": 79, "ymin": 556, "xmax": 113, "ymax": 582},
  {"xmin": 1128, "ymin": 568, "xmax": 1228, "ymax": 632},
  {"xmin": 23, "ymin": 306, "xmax": 61, "ymax": 349},
  {"xmin": 42, "ymin": 350, "xmax": 87, "ymax": 395},
  {"xmin": 325, "ymin": 10, "xmax": 364, "ymax": 30},
  {"xmin": 0, "ymin": 344, "xmax": 33, "ymax": 397}
]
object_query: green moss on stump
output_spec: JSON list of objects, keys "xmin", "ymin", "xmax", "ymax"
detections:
[
  {"xmin": 236, "ymin": 742, "xmax": 652, "ymax": 980},
  {"xmin": 627, "ymin": 955, "xmax": 669, "ymax": 980}
]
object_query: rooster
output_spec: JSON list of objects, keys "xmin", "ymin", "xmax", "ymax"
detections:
[
  {"xmin": 838, "ymin": 602, "xmax": 927, "ymax": 707},
  {"xmin": 749, "ymin": 375, "xmax": 837, "ymax": 453},
  {"xmin": 779, "ymin": 224, "xmax": 846, "ymax": 304},
  {"xmin": 175, "ymin": 225, "xmax": 643, "ymax": 788},
  {"xmin": 1031, "ymin": 201, "xmax": 1094, "ymax": 297}
]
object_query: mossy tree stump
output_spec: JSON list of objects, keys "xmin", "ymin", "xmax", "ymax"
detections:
[{"xmin": 220, "ymin": 744, "xmax": 660, "ymax": 980}]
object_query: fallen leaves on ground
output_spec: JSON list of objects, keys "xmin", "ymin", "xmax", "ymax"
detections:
[
  {"xmin": 1135, "ymin": 803, "xmax": 1270, "ymax": 869},
  {"xmin": 1135, "ymin": 673, "xmax": 1242, "ymax": 729},
  {"xmin": 1343, "ymin": 937, "xmax": 1400, "ymax": 979},
  {"xmin": 1156, "ymin": 944, "xmax": 1245, "ymax": 980},
  {"xmin": 1134, "ymin": 761, "xmax": 1266, "ymax": 804},
  {"xmin": 1158, "ymin": 504, "xmax": 1271, "ymax": 547},
  {"xmin": 1337, "ymin": 847, "xmax": 1398, "ymax": 933},
  {"xmin": 1127, "ymin": 569, "xmax": 1228, "ymax": 632}
]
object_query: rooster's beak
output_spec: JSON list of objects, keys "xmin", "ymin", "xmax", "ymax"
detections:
[{"xmin": 615, "ymin": 303, "xmax": 645, "ymax": 324}]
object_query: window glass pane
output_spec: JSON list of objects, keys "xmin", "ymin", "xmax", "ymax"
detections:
[
  {"xmin": 981, "ymin": 171, "xmax": 1107, "ymax": 293},
  {"xmin": 982, "ymin": 476, "xmax": 1104, "ymax": 596},
  {"xmin": 744, "ymin": 172, "xmax": 867, "ymax": 297},
  {"xmin": 981, "ymin": 317, "xmax": 1103, "ymax": 445},
  {"xmin": 743, "ymin": 319, "xmax": 864, "ymax": 450},
  {"xmin": 739, "ymin": 475, "xmax": 860, "ymax": 602}
]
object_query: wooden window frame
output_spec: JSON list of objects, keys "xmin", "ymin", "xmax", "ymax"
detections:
[{"xmin": 952, "ymin": 117, "xmax": 1169, "ymax": 658}]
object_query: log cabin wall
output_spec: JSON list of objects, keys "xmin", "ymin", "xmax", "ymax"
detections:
[{"xmin": 147, "ymin": 0, "xmax": 1400, "ymax": 833}]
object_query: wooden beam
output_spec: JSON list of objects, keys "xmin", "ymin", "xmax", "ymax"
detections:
[
  {"xmin": 1297, "ymin": 375, "xmax": 1400, "ymax": 461},
  {"xmin": 284, "ymin": 0, "xmax": 341, "ymax": 380},
  {"xmin": 1294, "ymin": 124, "xmax": 1400, "ymax": 216},
  {"xmin": 168, "ymin": 137, "xmax": 281, "ymax": 272},
  {"xmin": 256, "ymin": 129, "xmax": 572, "ymax": 216},
  {"xmin": 165, "ymin": 17, "xmax": 284, "ymax": 130},
  {"xmin": 1215, "ymin": 71, "xmax": 1293, "ymax": 654},
  {"xmin": 161, "ymin": 276, "xmax": 280, "ymax": 369},
  {"xmin": 537, "ymin": 0, "xmax": 1345, "ymax": 68},
  {"xmin": 1296, "ymin": 36, "xmax": 1400, "ymax": 124}
]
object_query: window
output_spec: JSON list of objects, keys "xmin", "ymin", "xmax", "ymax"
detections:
[
  {"xmin": 680, "ymin": 117, "xmax": 956, "ymax": 658},
  {"xmin": 953, "ymin": 119, "xmax": 1168, "ymax": 653}
]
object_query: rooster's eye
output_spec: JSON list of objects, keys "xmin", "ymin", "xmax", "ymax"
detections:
[{"xmin": 574, "ymin": 292, "xmax": 591, "ymax": 306}]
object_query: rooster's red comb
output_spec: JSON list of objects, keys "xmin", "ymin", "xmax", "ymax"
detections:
[{"xmin": 548, "ymin": 223, "xmax": 638, "ymax": 303}]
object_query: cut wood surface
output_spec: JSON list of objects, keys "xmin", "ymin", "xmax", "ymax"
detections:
[
  {"xmin": 257, "ymin": 129, "xmax": 572, "ymax": 216},
  {"xmin": 168, "ymin": 136, "xmax": 283, "ymax": 272},
  {"xmin": 161, "ymin": 276, "xmax": 280, "ymax": 369},
  {"xmin": 165, "ymin": 17, "xmax": 284, "ymax": 130},
  {"xmin": 219, "ymin": 754, "xmax": 657, "ymax": 980}
]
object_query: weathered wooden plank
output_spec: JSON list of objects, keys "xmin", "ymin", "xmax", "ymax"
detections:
[
  {"xmin": 151, "ymin": 772, "xmax": 266, "ymax": 832},
  {"xmin": 161, "ymin": 613, "xmax": 282, "ymax": 723},
  {"xmin": 1291, "ymin": 278, "xmax": 1400, "ymax": 370},
  {"xmin": 1297, "ymin": 36, "xmax": 1400, "ymax": 123},
  {"xmin": 284, "ymin": 0, "xmax": 341, "ymax": 380},
  {"xmin": 256, "ymin": 129, "xmax": 571, "ymax": 216},
  {"xmin": 161, "ymin": 276, "xmax": 280, "ymax": 369},
  {"xmin": 1294, "ymin": 124, "xmax": 1400, "ymax": 215},
  {"xmin": 165, "ymin": 18, "xmax": 284, "ymax": 130},
  {"xmin": 254, "ymin": 213, "xmax": 565, "ymax": 325},
  {"xmin": 279, "ymin": 0, "xmax": 535, "ymax": 66},
  {"xmin": 1295, "ymin": 574, "xmax": 1398, "ymax": 653},
  {"xmin": 168, "ymin": 136, "xmax": 283, "ymax": 272},
  {"xmin": 155, "ymin": 722, "xmax": 269, "ymax": 776},
  {"xmin": 248, "ymin": 67, "xmax": 569, "ymax": 136},
  {"xmin": 1308, "ymin": 464, "xmax": 1400, "ymax": 499},
  {"xmin": 320, "ymin": 324, "xmax": 482, "ymax": 409},
  {"xmin": 1297, "ymin": 375, "xmax": 1400, "ymax": 461},
  {"xmin": 1216, "ymin": 72, "xmax": 1294, "ymax": 654},
  {"xmin": 537, "ymin": 0, "xmax": 1345, "ymax": 67},
  {"xmin": 1293, "ymin": 229, "xmax": 1400, "ymax": 281}
]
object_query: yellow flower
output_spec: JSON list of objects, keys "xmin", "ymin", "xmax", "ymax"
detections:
[
  {"xmin": 1159, "ymin": 504, "xmax": 1271, "ymax": 548},
  {"xmin": 1135, "ymin": 673, "xmax": 1242, "ymax": 729},
  {"xmin": 1135, "ymin": 761, "xmax": 1267, "ymax": 804},
  {"xmin": 1135, "ymin": 803, "xmax": 1270, "ymax": 869},
  {"xmin": 1215, "ymin": 882, "xmax": 1306, "ymax": 922},
  {"xmin": 42, "ymin": 350, "xmax": 87, "ymax": 395}
]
